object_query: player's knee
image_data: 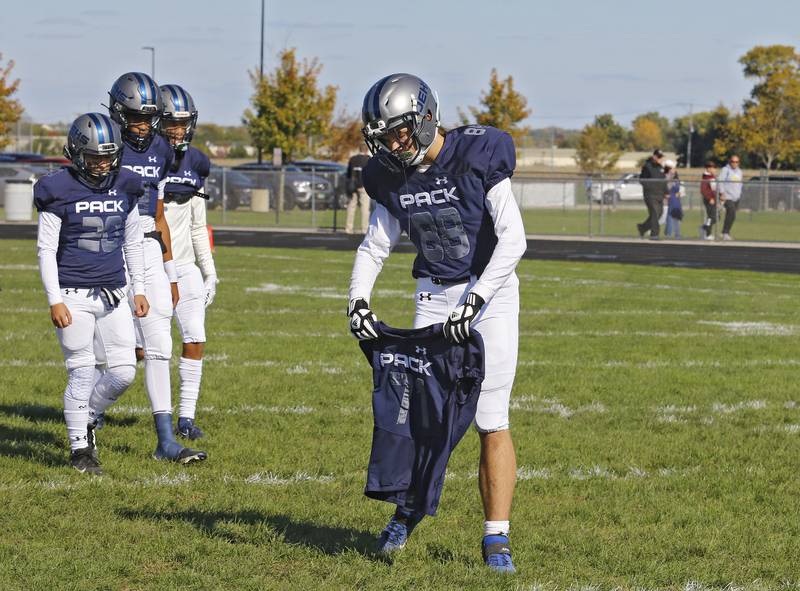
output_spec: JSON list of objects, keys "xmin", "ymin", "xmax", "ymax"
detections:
[
  {"xmin": 142, "ymin": 333, "xmax": 172, "ymax": 361},
  {"xmin": 474, "ymin": 386, "xmax": 511, "ymax": 433},
  {"xmin": 107, "ymin": 364, "xmax": 136, "ymax": 389},
  {"xmin": 65, "ymin": 365, "xmax": 96, "ymax": 402}
]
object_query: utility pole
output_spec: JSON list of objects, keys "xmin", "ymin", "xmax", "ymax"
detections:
[
  {"xmin": 257, "ymin": 0, "xmax": 265, "ymax": 164},
  {"xmin": 686, "ymin": 103, "xmax": 694, "ymax": 168},
  {"xmin": 141, "ymin": 46, "xmax": 155, "ymax": 79}
]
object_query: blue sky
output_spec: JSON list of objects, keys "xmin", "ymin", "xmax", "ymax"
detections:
[{"xmin": 5, "ymin": 0, "xmax": 800, "ymax": 128}]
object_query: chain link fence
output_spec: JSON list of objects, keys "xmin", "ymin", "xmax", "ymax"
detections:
[{"xmin": 2, "ymin": 160, "xmax": 798, "ymax": 242}]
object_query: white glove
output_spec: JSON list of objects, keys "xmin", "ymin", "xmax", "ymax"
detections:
[
  {"xmin": 204, "ymin": 275, "xmax": 218, "ymax": 308},
  {"xmin": 443, "ymin": 292, "xmax": 485, "ymax": 344},
  {"xmin": 347, "ymin": 298, "xmax": 379, "ymax": 340}
]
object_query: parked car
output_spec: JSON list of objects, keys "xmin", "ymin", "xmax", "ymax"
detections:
[
  {"xmin": 289, "ymin": 159, "xmax": 350, "ymax": 209},
  {"xmin": 232, "ymin": 163, "xmax": 334, "ymax": 210},
  {"xmin": 205, "ymin": 166, "xmax": 255, "ymax": 210},
  {"xmin": 740, "ymin": 175, "xmax": 800, "ymax": 211},
  {"xmin": 588, "ymin": 174, "xmax": 642, "ymax": 204}
]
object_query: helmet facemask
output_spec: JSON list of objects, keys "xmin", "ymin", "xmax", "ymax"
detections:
[
  {"xmin": 363, "ymin": 108, "xmax": 438, "ymax": 171},
  {"xmin": 65, "ymin": 143, "xmax": 122, "ymax": 190},
  {"xmin": 109, "ymin": 97, "xmax": 161, "ymax": 152},
  {"xmin": 161, "ymin": 113, "xmax": 197, "ymax": 153}
]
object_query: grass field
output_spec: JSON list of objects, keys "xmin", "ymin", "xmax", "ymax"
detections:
[{"xmin": 1, "ymin": 239, "xmax": 800, "ymax": 590}]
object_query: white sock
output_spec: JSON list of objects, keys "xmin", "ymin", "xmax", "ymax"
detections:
[
  {"xmin": 144, "ymin": 358, "xmax": 172, "ymax": 414},
  {"xmin": 89, "ymin": 365, "xmax": 136, "ymax": 422},
  {"xmin": 484, "ymin": 520, "xmax": 510, "ymax": 537},
  {"xmin": 178, "ymin": 357, "xmax": 203, "ymax": 419},
  {"xmin": 63, "ymin": 366, "xmax": 95, "ymax": 451}
]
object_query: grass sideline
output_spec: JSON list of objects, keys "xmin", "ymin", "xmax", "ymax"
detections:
[{"xmin": 1, "ymin": 240, "xmax": 800, "ymax": 589}]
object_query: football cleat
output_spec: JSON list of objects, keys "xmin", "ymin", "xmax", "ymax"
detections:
[
  {"xmin": 176, "ymin": 417, "xmax": 205, "ymax": 440},
  {"xmin": 375, "ymin": 513, "xmax": 421, "ymax": 556},
  {"xmin": 70, "ymin": 447, "xmax": 103, "ymax": 475},
  {"xmin": 482, "ymin": 534, "xmax": 516, "ymax": 574},
  {"xmin": 153, "ymin": 443, "xmax": 207, "ymax": 464}
]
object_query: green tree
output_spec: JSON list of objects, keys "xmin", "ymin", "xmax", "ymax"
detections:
[
  {"xmin": 0, "ymin": 53, "xmax": 24, "ymax": 150},
  {"xmin": 672, "ymin": 106, "xmax": 730, "ymax": 167},
  {"xmin": 715, "ymin": 45, "xmax": 800, "ymax": 170},
  {"xmin": 460, "ymin": 69, "xmax": 531, "ymax": 144},
  {"xmin": 574, "ymin": 121, "xmax": 623, "ymax": 173},
  {"xmin": 243, "ymin": 48, "xmax": 337, "ymax": 161},
  {"xmin": 593, "ymin": 114, "xmax": 629, "ymax": 150}
]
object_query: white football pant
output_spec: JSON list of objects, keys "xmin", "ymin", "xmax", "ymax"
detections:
[{"xmin": 413, "ymin": 273, "xmax": 519, "ymax": 433}]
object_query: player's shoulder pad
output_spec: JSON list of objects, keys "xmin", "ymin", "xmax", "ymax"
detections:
[
  {"xmin": 117, "ymin": 167, "xmax": 146, "ymax": 196},
  {"xmin": 190, "ymin": 146, "xmax": 211, "ymax": 177},
  {"xmin": 362, "ymin": 155, "xmax": 401, "ymax": 203},
  {"xmin": 450, "ymin": 125, "xmax": 516, "ymax": 191},
  {"xmin": 32, "ymin": 168, "xmax": 70, "ymax": 211}
]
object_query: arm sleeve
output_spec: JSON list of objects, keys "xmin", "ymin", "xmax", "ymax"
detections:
[
  {"xmin": 36, "ymin": 211, "xmax": 63, "ymax": 306},
  {"xmin": 190, "ymin": 190, "xmax": 217, "ymax": 279},
  {"xmin": 470, "ymin": 178, "xmax": 527, "ymax": 303},
  {"xmin": 157, "ymin": 178, "xmax": 167, "ymax": 200},
  {"xmin": 123, "ymin": 207, "xmax": 146, "ymax": 296},
  {"xmin": 348, "ymin": 203, "xmax": 402, "ymax": 302}
]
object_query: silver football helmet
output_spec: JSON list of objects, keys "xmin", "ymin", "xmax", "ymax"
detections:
[
  {"xmin": 63, "ymin": 113, "xmax": 123, "ymax": 189},
  {"xmin": 361, "ymin": 73, "xmax": 440, "ymax": 170},
  {"xmin": 108, "ymin": 72, "xmax": 162, "ymax": 151},
  {"xmin": 159, "ymin": 84, "xmax": 198, "ymax": 152}
]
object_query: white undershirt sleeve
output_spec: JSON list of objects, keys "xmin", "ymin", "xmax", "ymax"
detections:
[
  {"xmin": 470, "ymin": 178, "xmax": 527, "ymax": 303},
  {"xmin": 123, "ymin": 207, "xmax": 147, "ymax": 296},
  {"xmin": 348, "ymin": 203, "xmax": 402, "ymax": 302},
  {"xmin": 157, "ymin": 178, "xmax": 167, "ymax": 200},
  {"xmin": 36, "ymin": 210, "xmax": 63, "ymax": 306},
  {"xmin": 191, "ymin": 190, "xmax": 217, "ymax": 279}
]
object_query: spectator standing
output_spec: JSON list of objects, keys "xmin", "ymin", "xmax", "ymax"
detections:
[
  {"xmin": 345, "ymin": 148, "xmax": 371, "ymax": 234},
  {"xmin": 699, "ymin": 160, "xmax": 718, "ymax": 240},
  {"xmin": 663, "ymin": 160, "xmax": 683, "ymax": 239},
  {"xmin": 637, "ymin": 149, "xmax": 668, "ymax": 240},
  {"xmin": 718, "ymin": 155, "xmax": 743, "ymax": 241}
]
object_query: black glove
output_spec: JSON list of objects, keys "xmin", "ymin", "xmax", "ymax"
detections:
[
  {"xmin": 347, "ymin": 298, "xmax": 379, "ymax": 340},
  {"xmin": 443, "ymin": 292, "xmax": 485, "ymax": 344}
]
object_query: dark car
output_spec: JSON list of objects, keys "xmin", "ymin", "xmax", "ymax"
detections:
[
  {"xmin": 289, "ymin": 159, "xmax": 350, "ymax": 209},
  {"xmin": 205, "ymin": 166, "xmax": 255, "ymax": 210},
  {"xmin": 740, "ymin": 175, "xmax": 800, "ymax": 211},
  {"xmin": 232, "ymin": 163, "xmax": 334, "ymax": 210}
]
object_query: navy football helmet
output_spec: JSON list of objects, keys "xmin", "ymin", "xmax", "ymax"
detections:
[
  {"xmin": 361, "ymin": 73, "xmax": 440, "ymax": 170},
  {"xmin": 108, "ymin": 72, "xmax": 162, "ymax": 151},
  {"xmin": 159, "ymin": 84, "xmax": 198, "ymax": 153},
  {"xmin": 63, "ymin": 113, "xmax": 123, "ymax": 189}
]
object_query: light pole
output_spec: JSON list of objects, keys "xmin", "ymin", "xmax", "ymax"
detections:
[
  {"xmin": 257, "ymin": 0, "xmax": 265, "ymax": 163},
  {"xmin": 141, "ymin": 46, "xmax": 155, "ymax": 80}
]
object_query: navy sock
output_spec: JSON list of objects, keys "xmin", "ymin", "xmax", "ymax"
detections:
[{"xmin": 153, "ymin": 413, "xmax": 182, "ymax": 456}]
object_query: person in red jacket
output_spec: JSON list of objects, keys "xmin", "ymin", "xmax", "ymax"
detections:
[{"xmin": 699, "ymin": 160, "xmax": 718, "ymax": 240}]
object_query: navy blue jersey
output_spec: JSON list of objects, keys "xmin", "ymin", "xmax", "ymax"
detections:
[
  {"xmin": 363, "ymin": 125, "xmax": 515, "ymax": 282},
  {"xmin": 164, "ymin": 146, "xmax": 211, "ymax": 196},
  {"xmin": 359, "ymin": 322, "xmax": 485, "ymax": 516},
  {"xmin": 34, "ymin": 168, "xmax": 143, "ymax": 289},
  {"xmin": 120, "ymin": 134, "xmax": 173, "ymax": 217}
]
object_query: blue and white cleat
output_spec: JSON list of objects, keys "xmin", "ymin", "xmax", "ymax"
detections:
[
  {"xmin": 375, "ymin": 514, "xmax": 419, "ymax": 556},
  {"xmin": 153, "ymin": 442, "xmax": 207, "ymax": 464},
  {"xmin": 482, "ymin": 535, "xmax": 516, "ymax": 574},
  {"xmin": 176, "ymin": 417, "xmax": 205, "ymax": 440}
]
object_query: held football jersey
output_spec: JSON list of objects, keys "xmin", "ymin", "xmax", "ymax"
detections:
[
  {"xmin": 33, "ymin": 168, "xmax": 143, "ymax": 288},
  {"xmin": 362, "ymin": 125, "xmax": 515, "ymax": 282},
  {"xmin": 359, "ymin": 322, "xmax": 485, "ymax": 516},
  {"xmin": 163, "ymin": 146, "xmax": 211, "ymax": 198},
  {"xmin": 120, "ymin": 133, "xmax": 173, "ymax": 217}
]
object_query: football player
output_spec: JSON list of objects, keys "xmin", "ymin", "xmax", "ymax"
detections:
[
  {"xmin": 159, "ymin": 84, "xmax": 217, "ymax": 440},
  {"xmin": 347, "ymin": 74, "xmax": 527, "ymax": 573},
  {"xmin": 35, "ymin": 113, "xmax": 149, "ymax": 474},
  {"xmin": 102, "ymin": 72, "xmax": 206, "ymax": 463}
]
